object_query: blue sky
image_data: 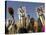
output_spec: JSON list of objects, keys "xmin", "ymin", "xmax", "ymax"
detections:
[{"xmin": 6, "ymin": 1, "xmax": 44, "ymax": 21}]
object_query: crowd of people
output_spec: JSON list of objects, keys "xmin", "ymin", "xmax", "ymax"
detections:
[{"xmin": 5, "ymin": 6, "xmax": 45, "ymax": 34}]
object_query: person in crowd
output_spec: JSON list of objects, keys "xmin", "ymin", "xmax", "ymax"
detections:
[
  {"xmin": 34, "ymin": 21, "xmax": 38, "ymax": 32},
  {"xmin": 18, "ymin": 27, "xmax": 28, "ymax": 33},
  {"xmin": 37, "ymin": 7, "xmax": 45, "ymax": 32},
  {"xmin": 30, "ymin": 17, "xmax": 35, "ymax": 32}
]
